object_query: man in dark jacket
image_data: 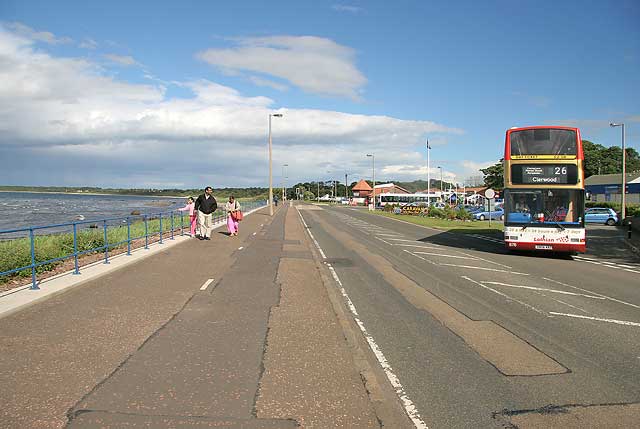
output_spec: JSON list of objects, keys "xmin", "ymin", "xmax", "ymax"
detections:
[{"xmin": 195, "ymin": 186, "xmax": 217, "ymax": 240}]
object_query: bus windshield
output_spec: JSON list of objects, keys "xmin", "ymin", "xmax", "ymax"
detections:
[
  {"xmin": 504, "ymin": 189, "xmax": 584, "ymax": 226},
  {"xmin": 510, "ymin": 129, "xmax": 577, "ymax": 157}
]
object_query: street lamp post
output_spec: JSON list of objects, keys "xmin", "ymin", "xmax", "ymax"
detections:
[
  {"xmin": 366, "ymin": 154, "xmax": 375, "ymax": 209},
  {"xmin": 610, "ymin": 122, "xmax": 626, "ymax": 221},
  {"xmin": 268, "ymin": 113, "xmax": 283, "ymax": 216},
  {"xmin": 345, "ymin": 173, "xmax": 349, "ymax": 200},
  {"xmin": 282, "ymin": 163, "xmax": 288, "ymax": 202}
]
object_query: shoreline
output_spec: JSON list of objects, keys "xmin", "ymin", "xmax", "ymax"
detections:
[{"xmin": 0, "ymin": 190, "xmax": 187, "ymax": 199}]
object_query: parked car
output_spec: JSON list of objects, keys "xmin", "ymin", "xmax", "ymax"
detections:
[
  {"xmin": 585, "ymin": 208, "xmax": 619, "ymax": 226},
  {"xmin": 472, "ymin": 207, "xmax": 504, "ymax": 221}
]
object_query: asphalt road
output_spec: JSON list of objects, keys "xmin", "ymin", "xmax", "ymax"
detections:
[{"xmin": 298, "ymin": 204, "xmax": 640, "ymax": 428}]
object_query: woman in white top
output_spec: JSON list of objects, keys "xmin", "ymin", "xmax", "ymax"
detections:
[{"xmin": 225, "ymin": 196, "xmax": 241, "ymax": 236}]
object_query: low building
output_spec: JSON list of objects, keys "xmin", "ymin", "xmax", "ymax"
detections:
[
  {"xmin": 374, "ymin": 183, "xmax": 410, "ymax": 196},
  {"xmin": 585, "ymin": 172, "xmax": 640, "ymax": 204}
]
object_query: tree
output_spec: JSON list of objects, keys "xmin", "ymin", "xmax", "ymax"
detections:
[
  {"xmin": 480, "ymin": 162, "xmax": 504, "ymax": 190},
  {"xmin": 583, "ymin": 140, "xmax": 640, "ymax": 178}
]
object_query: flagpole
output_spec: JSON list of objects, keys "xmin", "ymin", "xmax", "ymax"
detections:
[{"xmin": 426, "ymin": 139, "xmax": 431, "ymax": 204}]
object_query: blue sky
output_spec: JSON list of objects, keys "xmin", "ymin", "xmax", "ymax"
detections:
[{"xmin": 0, "ymin": 0, "xmax": 638, "ymax": 189}]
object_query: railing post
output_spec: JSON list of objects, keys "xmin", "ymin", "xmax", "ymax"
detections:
[
  {"xmin": 103, "ymin": 220, "xmax": 109, "ymax": 264},
  {"xmin": 73, "ymin": 223, "xmax": 80, "ymax": 275},
  {"xmin": 29, "ymin": 228, "xmax": 39, "ymax": 290},
  {"xmin": 170, "ymin": 212, "xmax": 175, "ymax": 240},
  {"xmin": 144, "ymin": 215, "xmax": 149, "ymax": 249},
  {"xmin": 127, "ymin": 217, "xmax": 131, "ymax": 255},
  {"xmin": 180, "ymin": 211, "xmax": 184, "ymax": 236},
  {"xmin": 159, "ymin": 213, "xmax": 163, "ymax": 244}
]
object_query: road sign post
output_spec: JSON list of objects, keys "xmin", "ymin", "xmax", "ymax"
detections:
[{"xmin": 485, "ymin": 188, "xmax": 495, "ymax": 227}]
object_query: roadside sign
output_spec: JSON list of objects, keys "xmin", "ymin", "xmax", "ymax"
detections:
[{"xmin": 485, "ymin": 188, "xmax": 495, "ymax": 199}]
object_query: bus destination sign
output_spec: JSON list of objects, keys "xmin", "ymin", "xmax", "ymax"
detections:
[{"xmin": 511, "ymin": 164, "xmax": 578, "ymax": 185}]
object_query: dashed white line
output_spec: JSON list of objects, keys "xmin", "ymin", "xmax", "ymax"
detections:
[
  {"xmin": 393, "ymin": 244, "xmax": 442, "ymax": 250},
  {"xmin": 462, "ymin": 276, "xmax": 547, "ymax": 315},
  {"xmin": 549, "ymin": 312, "xmax": 640, "ymax": 327},
  {"xmin": 482, "ymin": 281, "xmax": 606, "ymax": 300},
  {"xmin": 413, "ymin": 251, "xmax": 479, "ymax": 261},
  {"xmin": 543, "ymin": 277, "xmax": 640, "ymax": 310},
  {"xmin": 200, "ymin": 278, "xmax": 214, "ymax": 291},
  {"xmin": 440, "ymin": 263, "xmax": 529, "ymax": 275}
]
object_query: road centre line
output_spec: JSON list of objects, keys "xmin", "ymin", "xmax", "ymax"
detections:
[
  {"xmin": 543, "ymin": 277, "xmax": 640, "ymax": 310},
  {"xmin": 462, "ymin": 276, "xmax": 547, "ymax": 315},
  {"xmin": 439, "ymin": 263, "xmax": 529, "ymax": 275},
  {"xmin": 481, "ymin": 281, "xmax": 606, "ymax": 300},
  {"xmin": 405, "ymin": 249, "xmax": 437, "ymax": 265},
  {"xmin": 376, "ymin": 233, "xmax": 406, "ymax": 237},
  {"xmin": 549, "ymin": 312, "xmax": 640, "ymax": 327},
  {"xmin": 325, "ymin": 263, "xmax": 428, "ymax": 429},
  {"xmin": 200, "ymin": 279, "xmax": 214, "ymax": 291},
  {"xmin": 413, "ymin": 251, "xmax": 479, "ymax": 260}
]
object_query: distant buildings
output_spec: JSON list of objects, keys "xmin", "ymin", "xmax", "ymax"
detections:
[{"xmin": 585, "ymin": 172, "xmax": 640, "ymax": 204}]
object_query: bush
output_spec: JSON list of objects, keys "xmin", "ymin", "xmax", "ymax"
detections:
[
  {"xmin": 456, "ymin": 208, "xmax": 473, "ymax": 221},
  {"xmin": 428, "ymin": 207, "xmax": 445, "ymax": 218}
]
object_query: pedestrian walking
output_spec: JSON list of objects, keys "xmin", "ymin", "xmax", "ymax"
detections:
[
  {"xmin": 194, "ymin": 186, "xmax": 217, "ymax": 240},
  {"xmin": 177, "ymin": 196, "xmax": 197, "ymax": 237},
  {"xmin": 225, "ymin": 196, "xmax": 241, "ymax": 236},
  {"xmin": 274, "ymin": 195, "xmax": 279, "ymax": 207}
]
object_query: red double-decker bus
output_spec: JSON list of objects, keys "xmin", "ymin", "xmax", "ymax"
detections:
[{"xmin": 503, "ymin": 126, "xmax": 586, "ymax": 253}]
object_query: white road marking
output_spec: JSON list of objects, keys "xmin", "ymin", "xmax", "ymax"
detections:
[
  {"xmin": 462, "ymin": 276, "xmax": 547, "ymax": 315},
  {"xmin": 296, "ymin": 209, "xmax": 326, "ymax": 259},
  {"xmin": 549, "ymin": 312, "xmax": 640, "ymax": 327},
  {"xmin": 375, "ymin": 237, "xmax": 393, "ymax": 245},
  {"xmin": 573, "ymin": 256, "xmax": 640, "ymax": 274},
  {"xmin": 326, "ymin": 263, "xmax": 428, "ymax": 429},
  {"xmin": 385, "ymin": 238, "xmax": 424, "ymax": 243},
  {"xmin": 300, "ymin": 208, "xmax": 428, "ymax": 428},
  {"xmin": 455, "ymin": 251, "xmax": 512, "ymax": 269},
  {"xmin": 439, "ymin": 263, "xmax": 529, "ymax": 275},
  {"xmin": 543, "ymin": 277, "xmax": 640, "ymax": 310},
  {"xmin": 469, "ymin": 234, "xmax": 503, "ymax": 244},
  {"xmin": 413, "ymin": 251, "xmax": 479, "ymax": 261},
  {"xmin": 376, "ymin": 233, "xmax": 406, "ymax": 237},
  {"xmin": 200, "ymin": 279, "xmax": 214, "ymax": 291},
  {"xmin": 393, "ymin": 244, "xmax": 443, "ymax": 250},
  {"xmin": 482, "ymin": 281, "xmax": 605, "ymax": 300},
  {"xmin": 405, "ymin": 250, "xmax": 437, "ymax": 265}
]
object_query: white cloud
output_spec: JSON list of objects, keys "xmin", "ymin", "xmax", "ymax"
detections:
[
  {"xmin": 5, "ymin": 22, "xmax": 72, "ymax": 45},
  {"xmin": 104, "ymin": 53, "xmax": 139, "ymax": 66},
  {"xmin": 79, "ymin": 37, "xmax": 98, "ymax": 49},
  {"xmin": 248, "ymin": 76, "xmax": 288, "ymax": 91},
  {"xmin": 0, "ymin": 23, "xmax": 463, "ymax": 188},
  {"xmin": 197, "ymin": 35, "xmax": 367, "ymax": 100},
  {"xmin": 332, "ymin": 4, "xmax": 362, "ymax": 13}
]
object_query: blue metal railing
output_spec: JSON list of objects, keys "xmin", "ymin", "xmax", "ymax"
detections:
[{"xmin": 0, "ymin": 200, "xmax": 266, "ymax": 291}]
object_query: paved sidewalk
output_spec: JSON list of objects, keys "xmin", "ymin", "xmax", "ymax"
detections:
[{"xmin": 1, "ymin": 203, "xmax": 388, "ymax": 428}]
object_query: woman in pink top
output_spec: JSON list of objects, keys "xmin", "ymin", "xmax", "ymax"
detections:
[{"xmin": 177, "ymin": 197, "xmax": 196, "ymax": 236}]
